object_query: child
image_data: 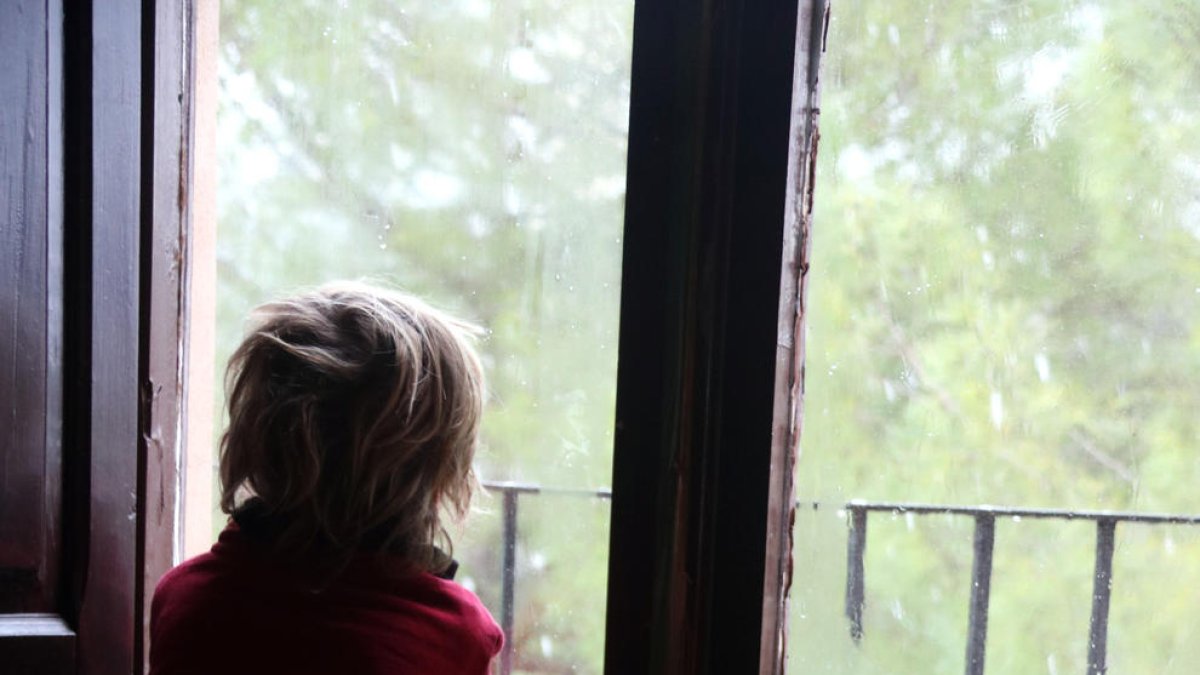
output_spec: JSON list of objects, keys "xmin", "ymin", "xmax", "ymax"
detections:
[{"xmin": 150, "ymin": 282, "xmax": 503, "ymax": 674}]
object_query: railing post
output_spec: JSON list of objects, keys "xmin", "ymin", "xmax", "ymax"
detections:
[
  {"xmin": 845, "ymin": 506, "xmax": 867, "ymax": 643},
  {"xmin": 500, "ymin": 489, "xmax": 519, "ymax": 675},
  {"xmin": 1087, "ymin": 519, "xmax": 1117, "ymax": 675},
  {"xmin": 964, "ymin": 513, "xmax": 995, "ymax": 675}
]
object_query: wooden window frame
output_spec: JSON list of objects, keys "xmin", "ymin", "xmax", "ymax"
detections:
[
  {"xmin": 0, "ymin": 0, "xmax": 196, "ymax": 672},
  {"xmin": 603, "ymin": 1, "xmax": 827, "ymax": 673},
  {"xmin": 60, "ymin": 0, "xmax": 146, "ymax": 667},
  {"xmin": 5, "ymin": 0, "xmax": 158, "ymax": 673}
]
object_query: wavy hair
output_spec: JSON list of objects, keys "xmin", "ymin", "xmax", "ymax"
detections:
[{"xmin": 218, "ymin": 281, "xmax": 485, "ymax": 573}]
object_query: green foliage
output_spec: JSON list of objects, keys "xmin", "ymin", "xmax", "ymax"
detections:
[
  {"xmin": 793, "ymin": 1, "xmax": 1200, "ymax": 671},
  {"xmin": 214, "ymin": 0, "xmax": 1200, "ymax": 671}
]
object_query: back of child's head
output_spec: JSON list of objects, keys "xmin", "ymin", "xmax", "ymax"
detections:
[{"xmin": 218, "ymin": 281, "xmax": 485, "ymax": 573}]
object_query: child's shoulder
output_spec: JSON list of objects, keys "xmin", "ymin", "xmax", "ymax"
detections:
[
  {"xmin": 151, "ymin": 550, "xmax": 225, "ymax": 615},
  {"xmin": 152, "ymin": 526, "xmax": 261, "ymax": 610},
  {"xmin": 417, "ymin": 574, "xmax": 505, "ymax": 653}
]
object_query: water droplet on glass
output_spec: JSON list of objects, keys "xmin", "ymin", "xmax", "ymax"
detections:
[{"xmin": 1034, "ymin": 353, "xmax": 1051, "ymax": 382}]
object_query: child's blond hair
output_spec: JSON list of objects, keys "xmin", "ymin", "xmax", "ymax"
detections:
[{"xmin": 218, "ymin": 281, "xmax": 484, "ymax": 573}]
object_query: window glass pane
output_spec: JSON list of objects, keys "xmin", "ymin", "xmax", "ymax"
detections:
[
  {"xmin": 205, "ymin": 1, "xmax": 633, "ymax": 672},
  {"xmin": 791, "ymin": 1, "xmax": 1200, "ymax": 672}
]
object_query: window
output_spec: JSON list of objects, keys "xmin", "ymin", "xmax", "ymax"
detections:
[
  {"xmin": 4, "ymin": 1, "xmax": 1187, "ymax": 672},
  {"xmin": 183, "ymin": 2, "xmax": 822, "ymax": 673},
  {"xmin": 192, "ymin": 1, "xmax": 635, "ymax": 671},
  {"xmin": 791, "ymin": 1, "xmax": 1200, "ymax": 673}
]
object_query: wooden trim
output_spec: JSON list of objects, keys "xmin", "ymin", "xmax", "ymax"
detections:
[
  {"xmin": 83, "ymin": 0, "xmax": 143, "ymax": 665},
  {"xmin": 604, "ymin": 1, "xmax": 812, "ymax": 673},
  {"xmin": 60, "ymin": 0, "xmax": 95, "ymax": 638},
  {"xmin": 0, "ymin": 614, "xmax": 75, "ymax": 638},
  {"xmin": 61, "ymin": 1, "xmax": 145, "ymax": 672},
  {"xmin": 759, "ymin": 1, "xmax": 829, "ymax": 672},
  {"xmin": 140, "ymin": 0, "xmax": 198, "ymax": 669},
  {"xmin": 184, "ymin": 0, "xmax": 219, "ymax": 560},
  {"xmin": 44, "ymin": 0, "xmax": 66, "ymax": 624}
]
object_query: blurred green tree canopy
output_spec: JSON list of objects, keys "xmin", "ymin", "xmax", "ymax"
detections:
[
  {"xmin": 213, "ymin": 0, "xmax": 1200, "ymax": 672},
  {"xmin": 794, "ymin": 1, "xmax": 1200, "ymax": 673}
]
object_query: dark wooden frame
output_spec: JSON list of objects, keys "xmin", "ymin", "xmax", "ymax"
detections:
[
  {"xmin": 1, "ymin": 0, "xmax": 193, "ymax": 672},
  {"xmin": 760, "ymin": 1, "xmax": 829, "ymax": 669},
  {"xmin": 140, "ymin": 0, "xmax": 195, "ymax": 667},
  {"xmin": 0, "ymin": 0, "xmax": 76, "ymax": 669},
  {"xmin": 604, "ymin": 1, "xmax": 827, "ymax": 673},
  {"xmin": 0, "ymin": 0, "xmax": 144, "ymax": 671},
  {"xmin": 61, "ymin": 1, "xmax": 145, "ymax": 673}
]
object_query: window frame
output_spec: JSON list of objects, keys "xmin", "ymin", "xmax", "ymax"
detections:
[
  {"xmin": 0, "ymin": 0, "xmax": 157, "ymax": 672},
  {"xmin": 0, "ymin": 0, "xmax": 196, "ymax": 673},
  {"xmin": 603, "ymin": 1, "xmax": 827, "ymax": 673},
  {"xmin": 62, "ymin": 1, "xmax": 149, "ymax": 672}
]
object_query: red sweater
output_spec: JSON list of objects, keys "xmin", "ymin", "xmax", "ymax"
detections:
[{"xmin": 150, "ymin": 525, "xmax": 502, "ymax": 675}]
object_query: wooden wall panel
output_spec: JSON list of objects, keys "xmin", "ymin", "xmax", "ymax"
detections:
[{"xmin": 0, "ymin": 0, "xmax": 61, "ymax": 616}]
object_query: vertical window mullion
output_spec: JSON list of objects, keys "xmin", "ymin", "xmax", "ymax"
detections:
[{"xmin": 604, "ymin": 1, "xmax": 823, "ymax": 673}]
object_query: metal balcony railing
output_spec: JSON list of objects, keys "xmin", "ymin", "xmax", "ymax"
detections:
[
  {"xmin": 480, "ymin": 480, "xmax": 612, "ymax": 675},
  {"xmin": 838, "ymin": 501, "xmax": 1200, "ymax": 675},
  {"xmin": 478, "ymin": 483, "xmax": 1186, "ymax": 675}
]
